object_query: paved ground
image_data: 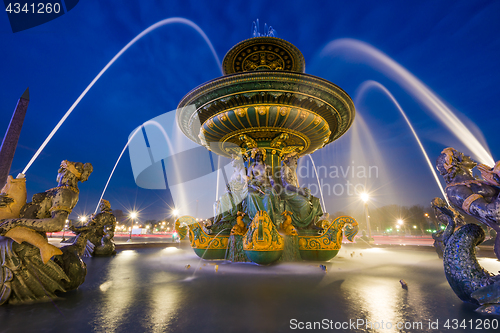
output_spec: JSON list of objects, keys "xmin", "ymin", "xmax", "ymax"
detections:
[{"xmin": 1, "ymin": 241, "xmax": 499, "ymax": 333}]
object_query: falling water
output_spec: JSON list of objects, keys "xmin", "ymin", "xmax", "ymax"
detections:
[
  {"xmin": 23, "ymin": 17, "xmax": 222, "ymax": 175},
  {"xmin": 215, "ymin": 156, "xmax": 220, "ymax": 201},
  {"xmin": 94, "ymin": 120, "xmax": 180, "ymax": 214},
  {"xmin": 319, "ymin": 38, "xmax": 494, "ymax": 166},
  {"xmin": 307, "ymin": 155, "xmax": 326, "ymax": 212},
  {"xmin": 347, "ymin": 113, "xmax": 395, "ymax": 204},
  {"xmin": 356, "ymin": 81, "xmax": 447, "ymax": 200}
]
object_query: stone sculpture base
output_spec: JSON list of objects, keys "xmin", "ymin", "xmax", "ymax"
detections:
[
  {"xmin": 280, "ymin": 235, "xmax": 300, "ymax": 262},
  {"xmin": 0, "ymin": 237, "xmax": 72, "ymax": 305},
  {"xmin": 227, "ymin": 235, "xmax": 250, "ymax": 262}
]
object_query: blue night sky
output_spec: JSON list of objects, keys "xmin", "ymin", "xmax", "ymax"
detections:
[{"xmin": 1, "ymin": 0, "xmax": 499, "ymax": 221}]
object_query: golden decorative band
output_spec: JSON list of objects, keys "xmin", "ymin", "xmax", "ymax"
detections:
[
  {"xmin": 49, "ymin": 205, "xmax": 73, "ymax": 214},
  {"xmin": 462, "ymin": 194, "xmax": 483, "ymax": 213},
  {"xmin": 446, "ymin": 179, "xmax": 484, "ymax": 189},
  {"xmin": 61, "ymin": 160, "xmax": 82, "ymax": 179},
  {"xmin": 46, "ymin": 185, "xmax": 80, "ymax": 194}
]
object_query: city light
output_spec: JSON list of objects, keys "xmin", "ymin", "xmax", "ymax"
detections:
[
  {"xmin": 359, "ymin": 192, "xmax": 373, "ymax": 241},
  {"xmin": 397, "ymin": 219, "xmax": 404, "ymax": 225},
  {"xmin": 172, "ymin": 209, "xmax": 179, "ymax": 217},
  {"xmin": 128, "ymin": 211, "xmax": 138, "ymax": 241}
]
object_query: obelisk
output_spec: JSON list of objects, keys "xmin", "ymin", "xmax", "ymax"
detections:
[{"xmin": 0, "ymin": 88, "xmax": 29, "ymax": 187}]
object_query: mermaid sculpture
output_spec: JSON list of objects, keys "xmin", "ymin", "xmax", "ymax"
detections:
[
  {"xmin": 281, "ymin": 152, "xmax": 323, "ymax": 229},
  {"xmin": 435, "ymin": 147, "xmax": 500, "ymax": 314},
  {"xmin": 0, "ymin": 160, "xmax": 92, "ymax": 304}
]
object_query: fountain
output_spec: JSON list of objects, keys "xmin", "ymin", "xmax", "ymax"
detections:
[{"xmin": 175, "ymin": 34, "xmax": 359, "ymax": 264}]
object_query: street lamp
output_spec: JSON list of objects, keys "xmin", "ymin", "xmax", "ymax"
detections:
[
  {"xmin": 397, "ymin": 219, "xmax": 405, "ymax": 234},
  {"xmin": 360, "ymin": 192, "xmax": 373, "ymax": 240},
  {"xmin": 172, "ymin": 209, "xmax": 179, "ymax": 217},
  {"xmin": 128, "ymin": 211, "xmax": 137, "ymax": 241},
  {"xmin": 61, "ymin": 219, "xmax": 69, "ymax": 242}
]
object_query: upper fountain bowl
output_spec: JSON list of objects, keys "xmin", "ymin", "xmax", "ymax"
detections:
[
  {"xmin": 222, "ymin": 36, "xmax": 306, "ymax": 75},
  {"xmin": 177, "ymin": 37, "xmax": 355, "ymax": 158}
]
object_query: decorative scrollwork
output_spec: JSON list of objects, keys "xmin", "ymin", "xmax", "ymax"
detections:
[
  {"xmin": 243, "ymin": 211, "xmax": 283, "ymax": 251},
  {"xmin": 298, "ymin": 216, "xmax": 358, "ymax": 251},
  {"xmin": 187, "ymin": 222, "xmax": 229, "ymax": 250},
  {"xmin": 239, "ymin": 134, "xmax": 257, "ymax": 149}
]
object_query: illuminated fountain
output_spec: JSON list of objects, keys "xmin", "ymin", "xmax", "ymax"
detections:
[{"xmin": 176, "ymin": 34, "xmax": 359, "ymax": 264}]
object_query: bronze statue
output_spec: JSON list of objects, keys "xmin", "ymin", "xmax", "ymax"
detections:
[
  {"xmin": 436, "ymin": 147, "xmax": 500, "ymax": 259},
  {"xmin": 280, "ymin": 152, "xmax": 323, "ymax": 229},
  {"xmin": 245, "ymin": 148, "xmax": 281, "ymax": 223},
  {"xmin": 0, "ymin": 160, "xmax": 93, "ymax": 305},
  {"xmin": 435, "ymin": 148, "xmax": 500, "ymax": 314},
  {"xmin": 213, "ymin": 154, "xmax": 248, "ymax": 229},
  {"xmin": 70, "ymin": 199, "xmax": 117, "ymax": 256},
  {"xmin": 1, "ymin": 160, "xmax": 92, "ymax": 235},
  {"xmin": 431, "ymin": 197, "xmax": 465, "ymax": 258}
]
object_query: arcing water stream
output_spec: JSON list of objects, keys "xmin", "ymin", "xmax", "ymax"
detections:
[
  {"xmin": 355, "ymin": 80, "xmax": 447, "ymax": 201},
  {"xmin": 23, "ymin": 17, "xmax": 222, "ymax": 175},
  {"xmin": 320, "ymin": 38, "xmax": 494, "ymax": 166}
]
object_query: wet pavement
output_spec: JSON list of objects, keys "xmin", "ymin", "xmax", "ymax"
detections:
[{"xmin": 1, "ymin": 242, "xmax": 499, "ymax": 333}]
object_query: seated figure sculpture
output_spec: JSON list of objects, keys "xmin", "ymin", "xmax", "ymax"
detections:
[
  {"xmin": 245, "ymin": 148, "xmax": 281, "ymax": 224},
  {"xmin": 212, "ymin": 154, "xmax": 248, "ymax": 231},
  {"xmin": 436, "ymin": 147, "xmax": 500, "ymax": 260},
  {"xmin": 1, "ymin": 161, "xmax": 92, "ymax": 236},
  {"xmin": 0, "ymin": 160, "xmax": 93, "ymax": 304},
  {"xmin": 280, "ymin": 152, "xmax": 323, "ymax": 229},
  {"xmin": 70, "ymin": 199, "xmax": 117, "ymax": 256}
]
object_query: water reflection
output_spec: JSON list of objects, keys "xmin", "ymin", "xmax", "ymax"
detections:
[
  {"xmin": 93, "ymin": 251, "xmax": 138, "ymax": 332},
  {"xmin": 354, "ymin": 277, "xmax": 404, "ymax": 332},
  {"xmin": 145, "ymin": 273, "xmax": 182, "ymax": 332},
  {"xmin": 478, "ymin": 258, "xmax": 500, "ymax": 274},
  {"xmin": 91, "ymin": 249, "xmax": 186, "ymax": 332}
]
